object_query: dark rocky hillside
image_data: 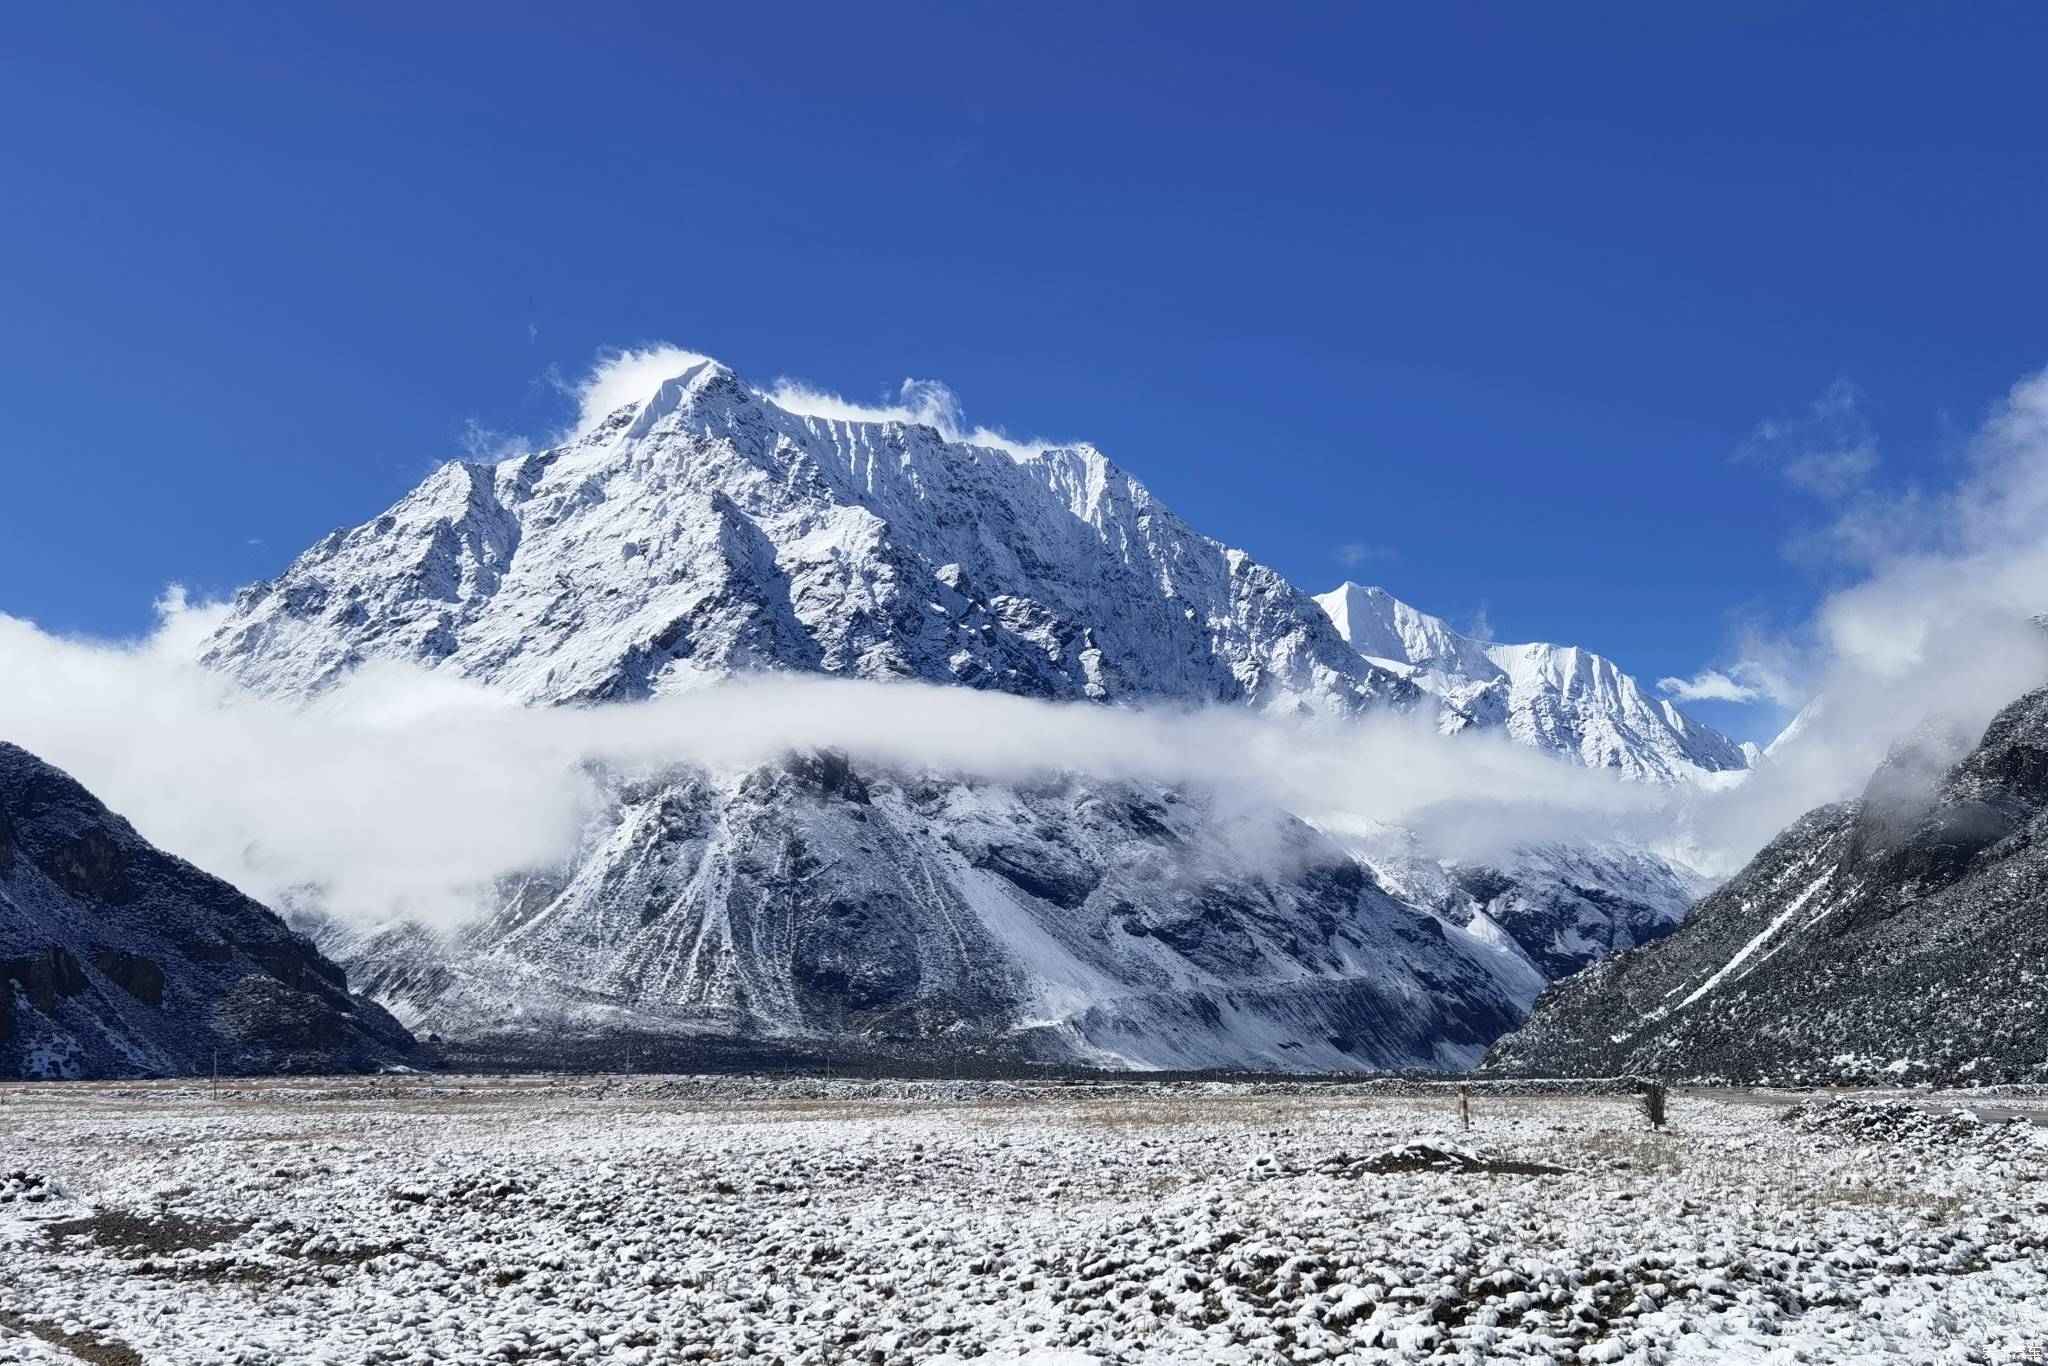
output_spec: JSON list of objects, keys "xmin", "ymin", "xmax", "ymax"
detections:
[
  {"xmin": 0, "ymin": 742, "xmax": 425, "ymax": 1079},
  {"xmin": 1483, "ymin": 687, "xmax": 2048, "ymax": 1085}
]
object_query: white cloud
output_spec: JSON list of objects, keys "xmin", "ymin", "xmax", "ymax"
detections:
[
  {"xmin": 1740, "ymin": 378, "xmax": 1882, "ymax": 501},
  {"xmin": 1689, "ymin": 365, "xmax": 2048, "ymax": 860},
  {"xmin": 536, "ymin": 344, "xmax": 1060, "ymax": 461},
  {"xmin": 1334, "ymin": 543, "xmax": 1395, "ymax": 568},
  {"xmin": 0, "ymin": 598, "xmax": 1687, "ymax": 928},
  {"xmin": 761, "ymin": 375, "xmax": 1052, "ymax": 457},
  {"xmin": 1657, "ymin": 656, "xmax": 1799, "ymax": 708},
  {"xmin": 1781, "ymin": 445, "xmax": 1880, "ymax": 499},
  {"xmin": 561, "ymin": 343, "xmax": 713, "ymax": 437},
  {"xmin": 1465, "ymin": 602, "xmax": 1494, "ymax": 644},
  {"xmin": 456, "ymin": 418, "xmax": 527, "ymax": 463},
  {"xmin": 1657, "ymin": 669, "xmax": 1767, "ymax": 705}
]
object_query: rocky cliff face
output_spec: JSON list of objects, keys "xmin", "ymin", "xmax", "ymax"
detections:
[
  {"xmin": 1357, "ymin": 837, "xmax": 1713, "ymax": 986},
  {"xmin": 0, "ymin": 743, "xmax": 423, "ymax": 1079},
  {"xmin": 1483, "ymin": 687, "xmax": 2048, "ymax": 1085}
]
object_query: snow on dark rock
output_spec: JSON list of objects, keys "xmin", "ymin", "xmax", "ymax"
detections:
[
  {"xmin": 1784, "ymin": 1098, "xmax": 2041, "ymax": 1163},
  {"xmin": 6, "ymin": 1077, "xmax": 2043, "ymax": 1363},
  {"xmin": 1484, "ymin": 686, "xmax": 2048, "ymax": 1085}
]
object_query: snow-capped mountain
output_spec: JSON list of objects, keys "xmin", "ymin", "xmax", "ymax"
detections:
[
  {"xmin": 0, "ymin": 743, "xmax": 421, "ymax": 1079},
  {"xmin": 1483, "ymin": 686, "xmax": 2048, "ymax": 1084},
  {"xmin": 1315, "ymin": 583, "xmax": 1752, "ymax": 783},
  {"xmin": 194, "ymin": 354, "xmax": 1706, "ymax": 1070},
  {"xmin": 203, "ymin": 360, "xmax": 1413, "ymax": 716},
  {"xmin": 316, "ymin": 760, "xmax": 1527, "ymax": 1071}
]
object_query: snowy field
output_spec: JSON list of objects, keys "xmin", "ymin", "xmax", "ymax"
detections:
[{"xmin": 1, "ymin": 1076, "xmax": 2043, "ymax": 1365}]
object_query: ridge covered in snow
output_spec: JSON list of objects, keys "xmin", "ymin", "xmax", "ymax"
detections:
[{"xmin": 1315, "ymin": 582, "xmax": 1752, "ymax": 783}]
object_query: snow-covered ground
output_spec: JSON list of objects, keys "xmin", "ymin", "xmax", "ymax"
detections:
[{"xmin": 1, "ymin": 1077, "xmax": 2042, "ymax": 1364}]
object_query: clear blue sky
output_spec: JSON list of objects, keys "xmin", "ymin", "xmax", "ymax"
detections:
[{"xmin": 5, "ymin": 4, "xmax": 2045, "ymax": 741}]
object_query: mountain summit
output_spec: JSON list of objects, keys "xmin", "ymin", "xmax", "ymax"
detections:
[
  {"xmin": 203, "ymin": 359, "xmax": 1413, "ymax": 717},
  {"xmin": 1316, "ymin": 582, "xmax": 1751, "ymax": 783}
]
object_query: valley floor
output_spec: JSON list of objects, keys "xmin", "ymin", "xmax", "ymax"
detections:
[{"xmin": 1, "ymin": 1076, "xmax": 2043, "ymax": 1364}]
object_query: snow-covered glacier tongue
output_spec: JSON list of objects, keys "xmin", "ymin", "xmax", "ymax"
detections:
[{"xmin": 196, "ymin": 354, "xmax": 1719, "ymax": 1071}]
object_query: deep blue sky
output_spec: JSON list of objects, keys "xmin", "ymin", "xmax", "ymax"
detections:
[{"xmin": 5, "ymin": 5, "xmax": 2045, "ymax": 741}]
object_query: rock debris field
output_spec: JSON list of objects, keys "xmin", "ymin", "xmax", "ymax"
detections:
[{"xmin": 1, "ymin": 1076, "xmax": 2044, "ymax": 1364}]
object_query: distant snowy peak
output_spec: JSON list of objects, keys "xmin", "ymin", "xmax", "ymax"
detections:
[
  {"xmin": 201, "ymin": 356, "xmax": 1414, "ymax": 717},
  {"xmin": 1763, "ymin": 698, "xmax": 1822, "ymax": 761},
  {"xmin": 1314, "ymin": 582, "xmax": 1751, "ymax": 784},
  {"xmin": 1318, "ymin": 582, "xmax": 1484, "ymax": 676}
]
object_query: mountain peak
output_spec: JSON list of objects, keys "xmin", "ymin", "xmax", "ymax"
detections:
[
  {"xmin": 1314, "ymin": 582, "xmax": 1751, "ymax": 783},
  {"xmin": 179, "ymin": 352, "xmax": 1727, "ymax": 1075},
  {"xmin": 202, "ymin": 357, "xmax": 1403, "ymax": 715},
  {"xmin": 1313, "ymin": 584, "xmax": 1495, "ymax": 691},
  {"xmin": 584, "ymin": 357, "xmax": 752, "ymax": 443}
]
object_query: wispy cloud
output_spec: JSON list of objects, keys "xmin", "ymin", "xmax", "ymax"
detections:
[
  {"xmin": 1689, "ymin": 365, "xmax": 2048, "ymax": 857},
  {"xmin": 559, "ymin": 343, "xmax": 714, "ymax": 438},
  {"xmin": 0, "ymin": 594, "xmax": 1692, "ymax": 926},
  {"xmin": 762, "ymin": 374, "xmax": 1052, "ymax": 458},
  {"xmin": 1740, "ymin": 378, "xmax": 1881, "ymax": 501},
  {"xmin": 1657, "ymin": 632, "xmax": 1804, "ymax": 709},
  {"xmin": 1657, "ymin": 665, "xmax": 1777, "ymax": 706},
  {"xmin": 1334, "ymin": 543, "xmax": 1396, "ymax": 568},
  {"xmin": 456, "ymin": 418, "xmax": 527, "ymax": 463},
  {"xmin": 1656, "ymin": 669, "xmax": 1760, "ymax": 705},
  {"xmin": 548, "ymin": 344, "xmax": 1058, "ymax": 461},
  {"xmin": 1737, "ymin": 378, "xmax": 1939, "ymax": 570}
]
